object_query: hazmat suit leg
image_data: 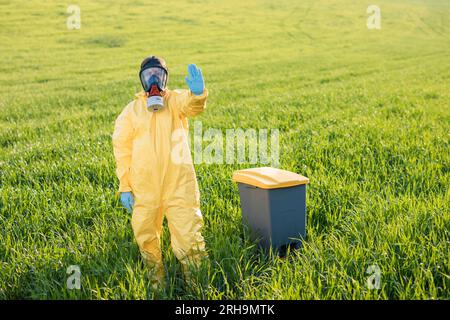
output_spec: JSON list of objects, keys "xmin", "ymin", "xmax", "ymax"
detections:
[
  {"xmin": 131, "ymin": 203, "xmax": 165, "ymax": 286},
  {"xmin": 166, "ymin": 205, "xmax": 207, "ymax": 280},
  {"xmin": 162, "ymin": 159, "xmax": 208, "ymax": 282}
]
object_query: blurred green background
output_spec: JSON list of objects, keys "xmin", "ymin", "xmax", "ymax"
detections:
[{"xmin": 0, "ymin": 0, "xmax": 449, "ymax": 299}]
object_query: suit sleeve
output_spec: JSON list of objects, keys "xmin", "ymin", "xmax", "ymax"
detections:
[
  {"xmin": 177, "ymin": 88, "xmax": 209, "ymax": 117},
  {"xmin": 112, "ymin": 102, "xmax": 134, "ymax": 193}
]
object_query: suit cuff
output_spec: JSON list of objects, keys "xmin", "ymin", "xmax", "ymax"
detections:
[
  {"xmin": 189, "ymin": 87, "xmax": 209, "ymax": 99},
  {"xmin": 118, "ymin": 181, "xmax": 132, "ymax": 193}
]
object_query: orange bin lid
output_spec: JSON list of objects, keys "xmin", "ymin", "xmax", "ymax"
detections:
[{"xmin": 232, "ymin": 167, "xmax": 309, "ymax": 189}]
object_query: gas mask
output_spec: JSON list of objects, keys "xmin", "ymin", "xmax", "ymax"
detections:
[{"xmin": 139, "ymin": 57, "xmax": 169, "ymax": 112}]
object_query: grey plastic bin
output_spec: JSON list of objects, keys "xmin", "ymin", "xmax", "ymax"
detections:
[{"xmin": 232, "ymin": 167, "xmax": 309, "ymax": 250}]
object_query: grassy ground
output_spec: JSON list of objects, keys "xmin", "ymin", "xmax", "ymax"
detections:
[{"xmin": 0, "ymin": 0, "xmax": 449, "ymax": 299}]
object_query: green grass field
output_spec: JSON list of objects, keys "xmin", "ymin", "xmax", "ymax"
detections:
[{"xmin": 0, "ymin": 0, "xmax": 449, "ymax": 299}]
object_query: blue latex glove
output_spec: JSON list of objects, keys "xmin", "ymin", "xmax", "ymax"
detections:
[
  {"xmin": 120, "ymin": 192, "xmax": 134, "ymax": 213},
  {"xmin": 185, "ymin": 64, "xmax": 204, "ymax": 96}
]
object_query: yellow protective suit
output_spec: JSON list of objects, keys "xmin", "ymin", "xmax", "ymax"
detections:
[{"xmin": 112, "ymin": 88, "xmax": 209, "ymax": 285}]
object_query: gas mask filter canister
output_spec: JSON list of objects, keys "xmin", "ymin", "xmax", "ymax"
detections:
[{"xmin": 147, "ymin": 84, "xmax": 164, "ymax": 111}]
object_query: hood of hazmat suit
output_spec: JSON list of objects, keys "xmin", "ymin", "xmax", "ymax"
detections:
[{"xmin": 112, "ymin": 87, "xmax": 209, "ymax": 285}]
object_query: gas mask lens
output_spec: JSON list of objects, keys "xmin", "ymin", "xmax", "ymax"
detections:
[{"xmin": 140, "ymin": 67, "xmax": 167, "ymax": 92}]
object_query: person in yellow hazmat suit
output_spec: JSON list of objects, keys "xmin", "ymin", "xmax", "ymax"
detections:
[{"xmin": 112, "ymin": 56, "xmax": 208, "ymax": 287}]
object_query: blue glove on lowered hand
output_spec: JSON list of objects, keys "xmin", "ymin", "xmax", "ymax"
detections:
[
  {"xmin": 185, "ymin": 63, "xmax": 204, "ymax": 96},
  {"xmin": 120, "ymin": 192, "xmax": 134, "ymax": 213}
]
